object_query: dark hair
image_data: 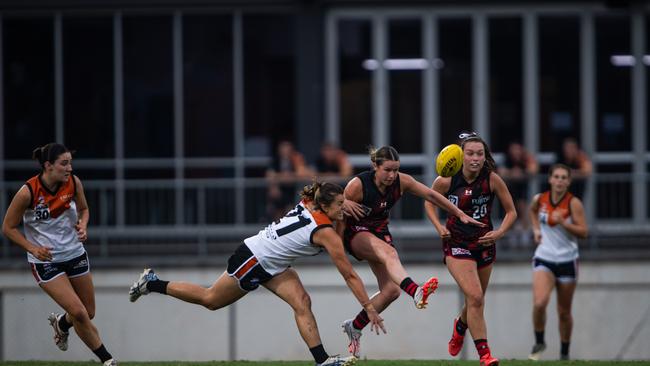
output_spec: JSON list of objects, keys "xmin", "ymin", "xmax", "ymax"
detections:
[
  {"xmin": 368, "ymin": 145, "xmax": 399, "ymax": 166},
  {"xmin": 458, "ymin": 133, "xmax": 496, "ymax": 173},
  {"xmin": 549, "ymin": 163, "xmax": 572, "ymax": 178},
  {"xmin": 32, "ymin": 143, "xmax": 72, "ymax": 170},
  {"xmin": 300, "ymin": 181, "xmax": 343, "ymax": 211}
]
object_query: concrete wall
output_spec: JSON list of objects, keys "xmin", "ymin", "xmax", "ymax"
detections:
[{"xmin": 1, "ymin": 262, "xmax": 649, "ymax": 362}]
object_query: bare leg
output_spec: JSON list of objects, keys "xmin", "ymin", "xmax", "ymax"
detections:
[
  {"xmin": 263, "ymin": 269, "xmax": 321, "ymax": 348},
  {"xmin": 41, "ymin": 275, "xmax": 102, "ymax": 350},
  {"xmin": 349, "ymin": 232, "xmax": 410, "ymax": 286},
  {"xmin": 365, "ymin": 260, "xmax": 402, "ymax": 313},
  {"xmin": 165, "ymin": 271, "xmax": 247, "ymax": 310},
  {"xmin": 446, "ymin": 257, "xmax": 489, "ymax": 340},
  {"xmin": 532, "ymin": 270, "xmax": 555, "ymax": 333},
  {"xmin": 556, "ymin": 281, "xmax": 576, "ymax": 343}
]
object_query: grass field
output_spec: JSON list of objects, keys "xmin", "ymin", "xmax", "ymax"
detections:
[{"xmin": 0, "ymin": 361, "xmax": 647, "ymax": 366}]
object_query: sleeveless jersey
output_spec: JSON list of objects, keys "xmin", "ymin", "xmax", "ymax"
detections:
[
  {"xmin": 244, "ymin": 201, "xmax": 333, "ymax": 275},
  {"xmin": 534, "ymin": 191, "xmax": 578, "ymax": 262},
  {"xmin": 345, "ymin": 170, "xmax": 402, "ymax": 233},
  {"xmin": 445, "ymin": 169, "xmax": 494, "ymax": 249},
  {"xmin": 23, "ymin": 174, "xmax": 85, "ymax": 263}
]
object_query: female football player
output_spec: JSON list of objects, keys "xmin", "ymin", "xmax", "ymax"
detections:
[
  {"xmin": 425, "ymin": 132, "xmax": 517, "ymax": 366},
  {"xmin": 528, "ymin": 164, "xmax": 588, "ymax": 361},
  {"xmin": 2, "ymin": 143, "xmax": 117, "ymax": 365},
  {"xmin": 129, "ymin": 181, "xmax": 383, "ymax": 366},
  {"xmin": 340, "ymin": 145, "xmax": 485, "ymax": 358}
]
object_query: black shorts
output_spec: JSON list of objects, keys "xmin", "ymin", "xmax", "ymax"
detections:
[
  {"xmin": 443, "ymin": 239, "xmax": 496, "ymax": 268},
  {"xmin": 533, "ymin": 257, "xmax": 578, "ymax": 283},
  {"xmin": 30, "ymin": 252, "xmax": 90, "ymax": 284},
  {"xmin": 343, "ymin": 225, "xmax": 394, "ymax": 261},
  {"xmin": 227, "ymin": 244, "xmax": 273, "ymax": 291}
]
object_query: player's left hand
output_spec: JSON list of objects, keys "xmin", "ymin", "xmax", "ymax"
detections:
[
  {"xmin": 342, "ymin": 199, "xmax": 366, "ymax": 221},
  {"xmin": 478, "ymin": 230, "xmax": 501, "ymax": 246},
  {"xmin": 75, "ymin": 221, "xmax": 88, "ymax": 242}
]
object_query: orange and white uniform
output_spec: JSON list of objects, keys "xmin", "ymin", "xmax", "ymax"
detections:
[
  {"xmin": 244, "ymin": 200, "xmax": 333, "ymax": 275},
  {"xmin": 23, "ymin": 174, "xmax": 85, "ymax": 263},
  {"xmin": 534, "ymin": 191, "xmax": 578, "ymax": 263}
]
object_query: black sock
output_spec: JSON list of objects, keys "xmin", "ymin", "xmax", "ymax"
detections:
[
  {"xmin": 399, "ymin": 277, "xmax": 418, "ymax": 297},
  {"xmin": 146, "ymin": 280, "xmax": 169, "ymax": 294},
  {"xmin": 474, "ymin": 339, "xmax": 490, "ymax": 358},
  {"xmin": 309, "ymin": 344, "xmax": 329, "ymax": 364},
  {"xmin": 92, "ymin": 344, "xmax": 112, "ymax": 363},
  {"xmin": 58, "ymin": 314, "xmax": 72, "ymax": 333},
  {"xmin": 456, "ymin": 317, "xmax": 468, "ymax": 336},
  {"xmin": 561, "ymin": 341, "xmax": 570, "ymax": 356},
  {"xmin": 535, "ymin": 330, "xmax": 545, "ymax": 345}
]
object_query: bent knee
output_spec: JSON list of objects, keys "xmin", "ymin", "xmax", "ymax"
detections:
[
  {"xmin": 68, "ymin": 306, "xmax": 91, "ymax": 323},
  {"xmin": 201, "ymin": 294, "xmax": 224, "ymax": 311},
  {"xmin": 465, "ymin": 293, "xmax": 484, "ymax": 309},
  {"xmin": 533, "ymin": 299, "xmax": 550, "ymax": 311},
  {"xmin": 293, "ymin": 292, "xmax": 312, "ymax": 314},
  {"xmin": 379, "ymin": 247, "xmax": 400, "ymax": 264},
  {"xmin": 558, "ymin": 308, "xmax": 572, "ymax": 322}
]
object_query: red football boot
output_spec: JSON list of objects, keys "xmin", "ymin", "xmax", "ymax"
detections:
[
  {"xmin": 448, "ymin": 317, "xmax": 465, "ymax": 356},
  {"xmin": 479, "ymin": 353, "xmax": 499, "ymax": 366}
]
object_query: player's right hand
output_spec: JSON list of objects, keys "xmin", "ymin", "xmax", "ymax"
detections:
[
  {"xmin": 365, "ymin": 306, "xmax": 386, "ymax": 335},
  {"xmin": 460, "ymin": 213, "xmax": 486, "ymax": 227},
  {"xmin": 437, "ymin": 227, "xmax": 451, "ymax": 239},
  {"xmin": 30, "ymin": 245, "xmax": 52, "ymax": 261}
]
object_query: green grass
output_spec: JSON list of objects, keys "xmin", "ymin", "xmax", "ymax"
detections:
[{"xmin": 0, "ymin": 361, "xmax": 647, "ymax": 366}]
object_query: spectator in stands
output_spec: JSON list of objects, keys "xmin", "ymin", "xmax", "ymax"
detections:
[
  {"xmin": 1, "ymin": 143, "xmax": 117, "ymax": 366},
  {"xmin": 129, "ymin": 181, "xmax": 382, "ymax": 366},
  {"xmin": 528, "ymin": 164, "xmax": 588, "ymax": 361},
  {"xmin": 556, "ymin": 138, "xmax": 592, "ymax": 199},
  {"xmin": 315, "ymin": 142, "xmax": 353, "ymax": 179},
  {"xmin": 266, "ymin": 140, "xmax": 314, "ymax": 221},
  {"xmin": 498, "ymin": 141, "xmax": 539, "ymax": 245}
]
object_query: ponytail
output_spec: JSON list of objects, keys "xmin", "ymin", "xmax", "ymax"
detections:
[
  {"xmin": 300, "ymin": 181, "xmax": 343, "ymax": 211},
  {"xmin": 32, "ymin": 143, "xmax": 72, "ymax": 170}
]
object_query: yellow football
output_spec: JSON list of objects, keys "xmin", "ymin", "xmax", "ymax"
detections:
[{"xmin": 436, "ymin": 144, "xmax": 463, "ymax": 177}]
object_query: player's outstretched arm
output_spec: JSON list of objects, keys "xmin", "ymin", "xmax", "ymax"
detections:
[
  {"xmin": 313, "ymin": 227, "xmax": 386, "ymax": 335},
  {"xmin": 401, "ymin": 173, "xmax": 485, "ymax": 228}
]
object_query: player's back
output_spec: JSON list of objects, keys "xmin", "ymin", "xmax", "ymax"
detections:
[{"xmin": 245, "ymin": 201, "xmax": 333, "ymax": 275}]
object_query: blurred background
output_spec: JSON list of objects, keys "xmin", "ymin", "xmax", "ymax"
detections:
[{"xmin": 0, "ymin": 0, "xmax": 649, "ymax": 362}]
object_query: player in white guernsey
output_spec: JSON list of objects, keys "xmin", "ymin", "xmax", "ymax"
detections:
[
  {"xmin": 2, "ymin": 143, "xmax": 117, "ymax": 366},
  {"xmin": 128, "ymin": 181, "xmax": 385, "ymax": 366},
  {"xmin": 528, "ymin": 164, "xmax": 588, "ymax": 361}
]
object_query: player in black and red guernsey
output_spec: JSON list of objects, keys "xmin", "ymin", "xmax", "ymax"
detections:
[
  {"xmin": 426, "ymin": 132, "xmax": 517, "ymax": 366},
  {"xmin": 340, "ymin": 145, "xmax": 485, "ymax": 358}
]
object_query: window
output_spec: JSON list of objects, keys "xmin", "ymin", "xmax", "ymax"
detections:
[
  {"xmin": 123, "ymin": 16, "xmax": 174, "ymax": 158},
  {"xmin": 243, "ymin": 15, "xmax": 295, "ymax": 156},
  {"xmin": 596, "ymin": 15, "xmax": 631, "ymax": 152},
  {"xmin": 489, "ymin": 17, "xmax": 522, "ymax": 153},
  {"xmin": 3, "ymin": 18, "xmax": 55, "ymax": 159},
  {"xmin": 388, "ymin": 19, "xmax": 422, "ymax": 153},
  {"xmin": 439, "ymin": 18, "xmax": 472, "ymax": 146},
  {"xmin": 539, "ymin": 16, "xmax": 580, "ymax": 153},
  {"xmin": 183, "ymin": 15, "xmax": 234, "ymax": 158},
  {"xmin": 63, "ymin": 17, "xmax": 114, "ymax": 158},
  {"xmin": 338, "ymin": 19, "xmax": 372, "ymax": 154}
]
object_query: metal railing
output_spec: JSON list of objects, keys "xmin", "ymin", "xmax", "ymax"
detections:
[{"xmin": 1, "ymin": 172, "xmax": 649, "ymax": 266}]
